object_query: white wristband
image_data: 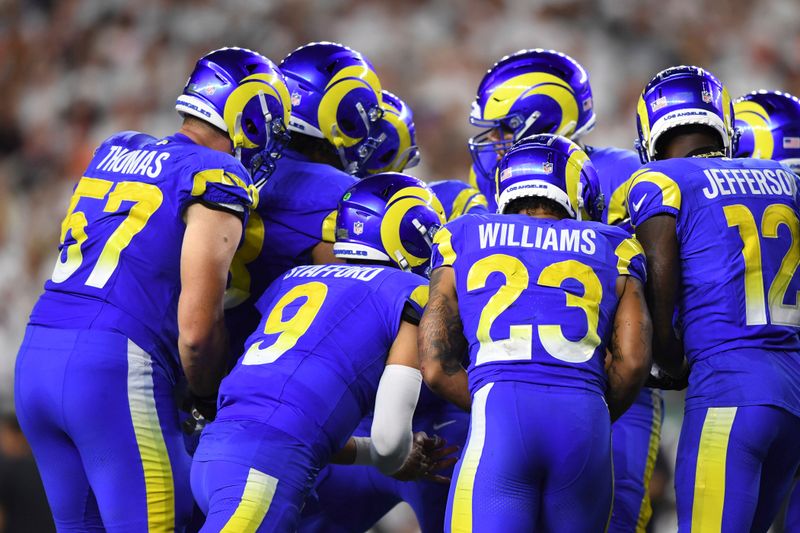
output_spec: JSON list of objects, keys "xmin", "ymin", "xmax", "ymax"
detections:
[{"xmin": 352, "ymin": 436, "xmax": 373, "ymax": 466}]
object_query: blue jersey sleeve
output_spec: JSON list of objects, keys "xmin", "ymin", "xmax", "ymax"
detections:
[
  {"xmin": 181, "ymin": 152, "xmax": 257, "ymax": 216},
  {"xmin": 597, "ymin": 226, "xmax": 647, "ymax": 284},
  {"xmin": 627, "ymin": 164, "xmax": 683, "ymax": 228}
]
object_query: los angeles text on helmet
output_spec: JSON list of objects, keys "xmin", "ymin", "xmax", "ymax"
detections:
[
  {"xmin": 701, "ymin": 167, "xmax": 797, "ymax": 199},
  {"xmin": 478, "ymin": 222, "xmax": 597, "ymax": 255}
]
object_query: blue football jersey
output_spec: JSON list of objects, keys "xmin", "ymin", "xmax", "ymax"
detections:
[
  {"xmin": 585, "ymin": 145, "xmax": 642, "ymax": 229},
  {"xmin": 429, "ymin": 179, "xmax": 490, "ymax": 222},
  {"xmin": 28, "ymin": 131, "xmax": 256, "ymax": 375},
  {"xmin": 431, "ymin": 214, "xmax": 646, "ymax": 396},
  {"xmin": 628, "ymin": 156, "xmax": 800, "ymax": 359},
  {"xmin": 225, "ymin": 148, "xmax": 358, "ymax": 309},
  {"xmin": 224, "ymin": 149, "xmax": 357, "ymax": 356},
  {"xmin": 215, "ymin": 264, "xmax": 427, "ymax": 461}
]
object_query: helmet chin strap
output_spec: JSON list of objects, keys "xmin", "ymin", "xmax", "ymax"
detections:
[
  {"xmin": 516, "ymin": 111, "xmax": 542, "ymax": 141},
  {"xmin": 411, "ymin": 218, "xmax": 434, "ymax": 247},
  {"xmin": 232, "ymin": 112, "xmax": 244, "ymax": 161},
  {"xmin": 393, "ymin": 250, "xmax": 411, "ymax": 272},
  {"xmin": 257, "ymin": 90, "xmax": 274, "ymax": 153}
]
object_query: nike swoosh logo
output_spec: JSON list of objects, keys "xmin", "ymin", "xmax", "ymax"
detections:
[
  {"xmin": 432, "ymin": 420, "xmax": 456, "ymax": 431},
  {"xmin": 632, "ymin": 194, "xmax": 647, "ymax": 212}
]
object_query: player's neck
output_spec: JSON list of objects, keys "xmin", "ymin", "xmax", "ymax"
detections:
[
  {"xmin": 516, "ymin": 208, "xmax": 564, "ymax": 220},
  {"xmin": 659, "ymin": 132, "xmax": 722, "ymax": 160},
  {"xmin": 178, "ymin": 121, "xmax": 232, "ymax": 154}
]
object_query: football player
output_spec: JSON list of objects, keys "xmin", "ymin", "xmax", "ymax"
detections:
[
  {"xmin": 14, "ymin": 48, "xmax": 289, "ymax": 531},
  {"xmin": 734, "ymin": 88, "xmax": 800, "ymax": 533},
  {"xmin": 421, "ymin": 134, "xmax": 652, "ymax": 532},
  {"xmin": 191, "ymin": 173, "xmax": 454, "ymax": 531},
  {"xmin": 629, "ymin": 65, "xmax": 800, "ymax": 531},
  {"xmin": 468, "ymin": 48, "xmax": 662, "ymax": 532},
  {"xmin": 224, "ymin": 41, "xmax": 385, "ymax": 356},
  {"xmin": 299, "ymin": 94, "xmax": 470, "ymax": 533}
]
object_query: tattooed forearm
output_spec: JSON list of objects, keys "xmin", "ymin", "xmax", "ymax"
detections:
[
  {"xmin": 420, "ymin": 268, "xmax": 466, "ymax": 374},
  {"xmin": 419, "ymin": 267, "xmax": 471, "ymax": 411}
]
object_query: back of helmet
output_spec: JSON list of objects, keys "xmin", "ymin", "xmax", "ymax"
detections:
[
  {"xmin": 334, "ymin": 172, "xmax": 445, "ymax": 277},
  {"xmin": 636, "ymin": 65, "xmax": 734, "ymax": 163}
]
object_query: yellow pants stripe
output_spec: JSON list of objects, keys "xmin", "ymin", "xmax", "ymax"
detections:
[
  {"xmin": 691, "ymin": 407, "xmax": 737, "ymax": 532},
  {"xmin": 126, "ymin": 340, "xmax": 175, "ymax": 532},
  {"xmin": 450, "ymin": 382, "xmax": 493, "ymax": 533},
  {"xmin": 636, "ymin": 390, "xmax": 663, "ymax": 533},
  {"xmin": 221, "ymin": 468, "xmax": 278, "ymax": 533}
]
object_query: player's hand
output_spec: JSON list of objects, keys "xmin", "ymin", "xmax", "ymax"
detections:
[
  {"xmin": 392, "ymin": 431, "xmax": 459, "ymax": 484},
  {"xmin": 645, "ymin": 364, "xmax": 689, "ymax": 391}
]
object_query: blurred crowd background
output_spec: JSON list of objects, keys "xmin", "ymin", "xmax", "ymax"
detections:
[{"xmin": 0, "ymin": 0, "xmax": 799, "ymax": 530}]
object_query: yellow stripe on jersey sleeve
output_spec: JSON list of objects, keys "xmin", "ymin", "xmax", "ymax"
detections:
[
  {"xmin": 409, "ymin": 284, "xmax": 429, "ymax": 309},
  {"xmin": 629, "ymin": 169, "xmax": 682, "ymax": 211},
  {"xmin": 450, "ymin": 187, "xmax": 488, "ymax": 221},
  {"xmin": 607, "ymin": 174, "xmax": 635, "ymax": 226},
  {"xmin": 433, "ymin": 227, "xmax": 457, "ymax": 266},
  {"xmin": 192, "ymin": 169, "xmax": 259, "ymax": 208},
  {"xmin": 321, "ymin": 210, "xmax": 337, "ymax": 243},
  {"xmin": 615, "ymin": 237, "xmax": 645, "ymax": 276}
]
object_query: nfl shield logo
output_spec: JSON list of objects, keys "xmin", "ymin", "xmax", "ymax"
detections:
[
  {"xmin": 353, "ymin": 221, "xmax": 364, "ymax": 235},
  {"xmin": 543, "ymin": 162, "xmax": 553, "ymax": 174},
  {"xmin": 702, "ymin": 90, "xmax": 712, "ymax": 103},
  {"xmin": 291, "ymin": 92, "xmax": 302, "ymax": 106}
]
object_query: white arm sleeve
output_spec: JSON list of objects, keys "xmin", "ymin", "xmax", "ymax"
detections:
[{"xmin": 368, "ymin": 364, "xmax": 422, "ymax": 474}]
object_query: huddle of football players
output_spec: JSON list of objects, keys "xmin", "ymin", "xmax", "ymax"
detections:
[{"xmin": 12, "ymin": 38, "xmax": 800, "ymax": 533}]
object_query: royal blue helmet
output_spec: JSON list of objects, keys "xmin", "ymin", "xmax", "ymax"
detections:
[
  {"xmin": 469, "ymin": 49, "xmax": 596, "ymax": 184},
  {"xmin": 734, "ymin": 90, "xmax": 800, "ymax": 172},
  {"xmin": 361, "ymin": 90, "xmax": 420, "ymax": 176},
  {"xmin": 334, "ymin": 172, "xmax": 445, "ymax": 277},
  {"xmin": 280, "ymin": 42, "xmax": 384, "ymax": 175},
  {"xmin": 636, "ymin": 65, "xmax": 734, "ymax": 163},
  {"xmin": 496, "ymin": 134, "xmax": 603, "ymax": 221},
  {"xmin": 175, "ymin": 47, "xmax": 291, "ymax": 180}
]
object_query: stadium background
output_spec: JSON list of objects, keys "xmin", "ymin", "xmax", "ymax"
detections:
[{"xmin": 0, "ymin": 0, "xmax": 798, "ymax": 530}]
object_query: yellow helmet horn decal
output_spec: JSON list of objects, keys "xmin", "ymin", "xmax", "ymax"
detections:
[
  {"xmin": 224, "ymin": 73, "xmax": 290, "ymax": 149},
  {"xmin": 735, "ymin": 100, "xmax": 774, "ymax": 159}
]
